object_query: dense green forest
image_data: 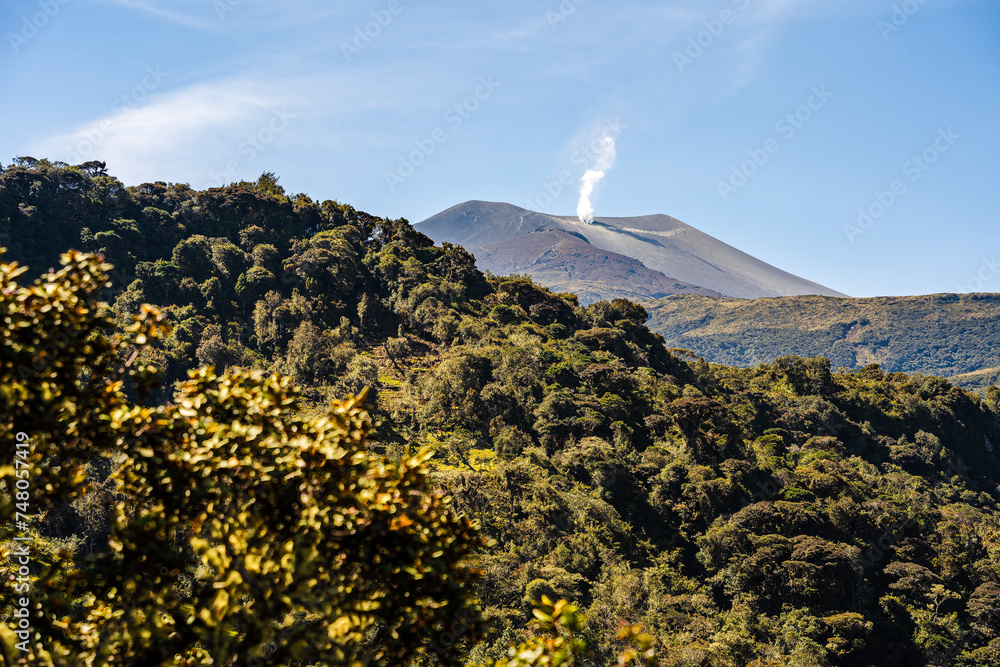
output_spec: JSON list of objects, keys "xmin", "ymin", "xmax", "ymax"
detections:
[
  {"xmin": 3, "ymin": 158, "xmax": 1000, "ymax": 666},
  {"xmin": 643, "ymin": 294, "xmax": 1000, "ymax": 393}
]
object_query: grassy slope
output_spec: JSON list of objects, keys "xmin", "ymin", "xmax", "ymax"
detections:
[{"xmin": 643, "ymin": 293, "xmax": 1000, "ymax": 391}]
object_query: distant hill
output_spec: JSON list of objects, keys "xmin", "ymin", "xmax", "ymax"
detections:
[
  {"xmin": 643, "ymin": 292, "xmax": 1000, "ymax": 391},
  {"xmin": 417, "ymin": 200, "xmax": 845, "ymax": 300}
]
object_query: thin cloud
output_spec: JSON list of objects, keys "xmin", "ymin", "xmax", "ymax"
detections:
[
  {"xmin": 664, "ymin": 0, "xmax": 900, "ymax": 95},
  {"xmin": 29, "ymin": 63, "xmax": 479, "ymax": 186},
  {"xmin": 94, "ymin": 0, "xmax": 387, "ymax": 32},
  {"xmin": 94, "ymin": 0, "xmax": 215, "ymax": 28},
  {"xmin": 33, "ymin": 76, "xmax": 284, "ymax": 181}
]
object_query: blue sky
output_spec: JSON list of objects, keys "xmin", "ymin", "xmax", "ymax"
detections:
[{"xmin": 1, "ymin": 0, "xmax": 997, "ymax": 297}]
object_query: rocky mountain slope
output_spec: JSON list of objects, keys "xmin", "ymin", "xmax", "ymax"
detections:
[
  {"xmin": 473, "ymin": 226, "xmax": 722, "ymax": 303},
  {"xmin": 417, "ymin": 200, "xmax": 846, "ymax": 300}
]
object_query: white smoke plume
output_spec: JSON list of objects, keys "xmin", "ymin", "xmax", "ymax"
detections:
[{"xmin": 577, "ymin": 135, "xmax": 616, "ymax": 224}]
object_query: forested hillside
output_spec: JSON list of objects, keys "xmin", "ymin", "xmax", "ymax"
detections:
[
  {"xmin": 3, "ymin": 159, "xmax": 1000, "ymax": 666},
  {"xmin": 644, "ymin": 294, "xmax": 1000, "ymax": 393}
]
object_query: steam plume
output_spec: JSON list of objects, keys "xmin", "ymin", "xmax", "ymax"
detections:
[{"xmin": 577, "ymin": 135, "xmax": 616, "ymax": 224}]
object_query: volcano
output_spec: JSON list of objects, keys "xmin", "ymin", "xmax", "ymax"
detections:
[{"xmin": 416, "ymin": 201, "xmax": 845, "ymax": 302}]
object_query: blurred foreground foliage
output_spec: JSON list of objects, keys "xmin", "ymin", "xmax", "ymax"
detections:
[{"xmin": 0, "ymin": 251, "xmax": 487, "ymax": 665}]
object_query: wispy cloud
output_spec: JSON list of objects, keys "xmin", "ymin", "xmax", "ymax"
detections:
[
  {"xmin": 28, "ymin": 62, "xmax": 477, "ymax": 186},
  {"xmin": 94, "ymin": 0, "xmax": 366, "ymax": 31},
  {"xmin": 94, "ymin": 0, "xmax": 215, "ymax": 28},
  {"xmin": 33, "ymin": 74, "xmax": 284, "ymax": 181},
  {"xmin": 665, "ymin": 0, "xmax": 892, "ymax": 95}
]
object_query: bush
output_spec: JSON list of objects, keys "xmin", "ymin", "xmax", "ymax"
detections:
[{"xmin": 0, "ymin": 252, "xmax": 485, "ymax": 666}]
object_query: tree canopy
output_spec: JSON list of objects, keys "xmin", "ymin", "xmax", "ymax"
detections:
[{"xmin": 2, "ymin": 161, "xmax": 1000, "ymax": 666}]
